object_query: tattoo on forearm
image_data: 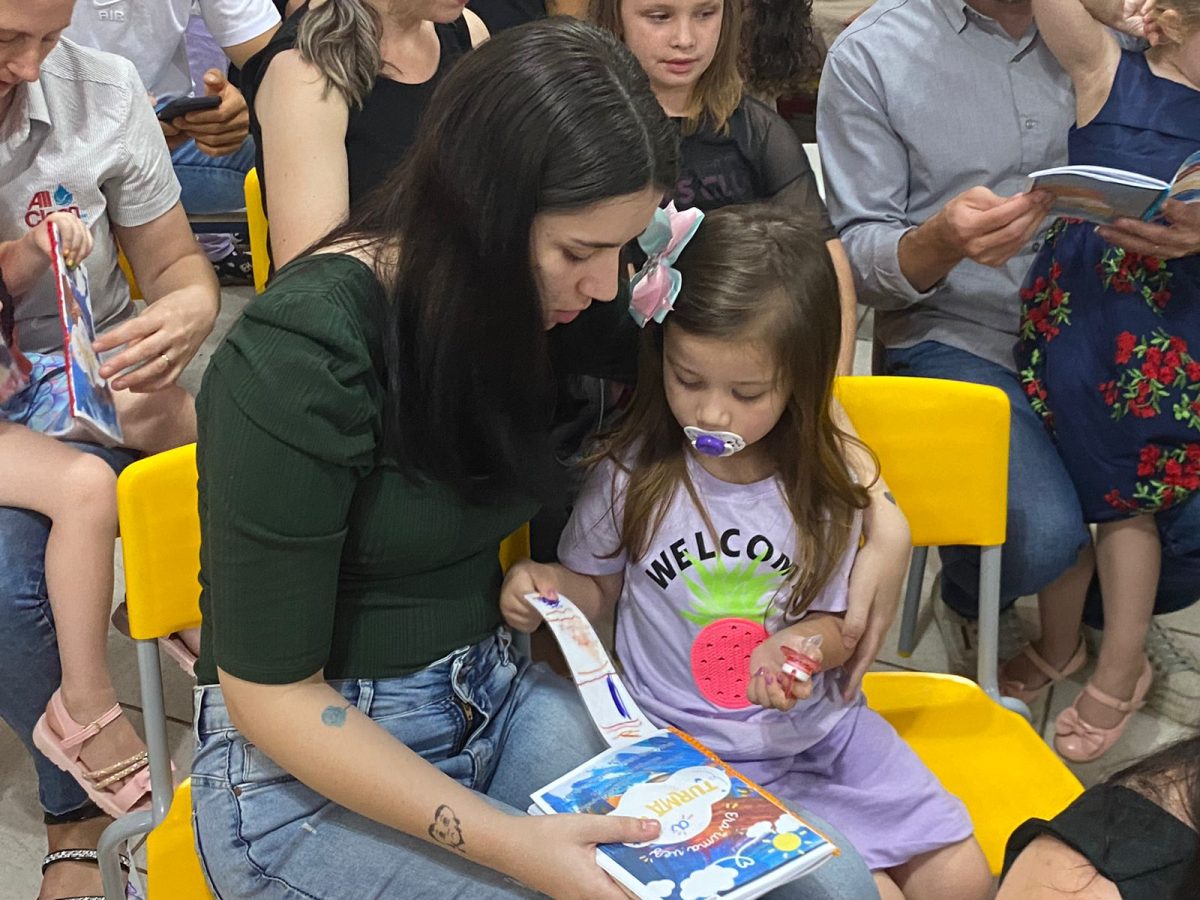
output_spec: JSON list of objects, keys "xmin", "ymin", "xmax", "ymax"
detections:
[
  {"xmin": 320, "ymin": 702, "xmax": 352, "ymax": 727},
  {"xmin": 883, "ymin": 491, "xmax": 896, "ymax": 506},
  {"xmin": 429, "ymin": 804, "xmax": 467, "ymax": 854}
]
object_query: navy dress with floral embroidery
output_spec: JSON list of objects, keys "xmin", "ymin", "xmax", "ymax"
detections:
[{"xmin": 1016, "ymin": 51, "xmax": 1200, "ymax": 522}]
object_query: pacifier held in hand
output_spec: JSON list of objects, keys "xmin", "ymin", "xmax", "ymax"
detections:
[
  {"xmin": 779, "ymin": 634, "xmax": 823, "ymax": 693},
  {"xmin": 683, "ymin": 426, "xmax": 746, "ymax": 458}
]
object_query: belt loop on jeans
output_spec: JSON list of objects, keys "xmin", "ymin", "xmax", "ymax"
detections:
[{"xmin": 354, "ymin": 679, "xmax": 375, "ymax": 715}]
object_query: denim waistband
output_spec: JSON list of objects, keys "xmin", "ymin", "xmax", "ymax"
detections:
[{"xmin": 194, "ymin": 629, "xmax": 515, "ymax": 739}]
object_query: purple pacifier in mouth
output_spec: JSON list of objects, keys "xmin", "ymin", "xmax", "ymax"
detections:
[{"xmin": 683, "ymin": 427, "xmax": 747, "ymax": 458}]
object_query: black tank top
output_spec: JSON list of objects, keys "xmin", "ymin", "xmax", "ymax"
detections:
[{"xmin": 241, "ymin": 2, "xmax": 473, "ymax": 216}]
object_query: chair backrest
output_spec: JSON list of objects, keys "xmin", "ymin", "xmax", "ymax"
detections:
[
  {"xmin": 802, "ymin": 142, "xmax": 825, "ymax": 202},
  {"xmin": 835, "ymin": 376, "xmax": 1009, "ymax": 548},
  {"xmin": 243, "ymin": 167, "xmax": 270, "ymax": 294},
  {"xmin": 117, "ymin": 247, "xmax": 142, "ymax": 301},
  {"xmin": 118, "ymin": 444, "xmax": 202, "ymax": 641}
]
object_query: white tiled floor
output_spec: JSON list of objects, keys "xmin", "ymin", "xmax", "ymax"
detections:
[{"xmin": 3, "ymin": 300, "xmax": 1198, "ymax": 896}]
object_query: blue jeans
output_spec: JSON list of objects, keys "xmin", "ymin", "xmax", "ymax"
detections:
[
  {"xmin": 885, "ymin": 341, "xmax": 1200, "ymax": 626},
  {"xmin": 171, "ymin": 136, "xmax": 255, "ymax": 217},
  {"xmin": 0, "ymin": 442, "xmax": 139, "ymax": 817},
  {"xmin": 191, "ymin": 633, "xmax": 877, "ymax": 899}
]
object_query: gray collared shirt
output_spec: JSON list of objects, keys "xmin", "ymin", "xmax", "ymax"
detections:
[
  {"xmin": 817, "ymin": 0, "xmax": 1073, "ymax": 370},
  {"xmin": 0, "ymin": 39, "xmax": 179, "ymax": 353}
]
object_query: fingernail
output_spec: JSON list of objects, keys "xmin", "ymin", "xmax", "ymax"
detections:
[
  {"xmin": 754, "ymin": 667, "xmax": 768, "ymax": 678},
  {"xmin": 640, "ymin": 818, "xmax": 659, "ymax": 832}
]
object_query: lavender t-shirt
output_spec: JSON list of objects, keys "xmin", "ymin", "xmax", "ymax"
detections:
[{"xmin": 558, "ymin": 454, "xmax": 862, "ymax": 765}]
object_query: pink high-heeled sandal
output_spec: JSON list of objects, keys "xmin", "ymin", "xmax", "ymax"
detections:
[
  {"xmin": 999, "ymin": 637, "xmax": 1087, "ymax": 705},
  {"xmin": 1054, "ymin": 658, "xmax": 1153, "ymax": 763},
  {"xmin": 32, "ymin": 689, "xmax": 151, "ymax": 818}
]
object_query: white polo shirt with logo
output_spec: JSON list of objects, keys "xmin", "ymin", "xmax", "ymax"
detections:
[
  {"xmin": 65, "ymin": 0, "xmax": 281, "ymax": 97},
  {"xmin": 0, "ymin": 39, "xmax": 179, "ymax": 353}
]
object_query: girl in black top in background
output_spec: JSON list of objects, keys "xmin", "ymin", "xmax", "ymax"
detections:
[
  {"xmin": 590, "ymin": 0, "xmax": 859, "ymax": 373},
  {"xmin": 239, "ymin": 0, "xmax": 487, "ymax": 268},
  {"xmin": 1000, "ymin": 734, "xmax": 1200, "ymax": 899}
]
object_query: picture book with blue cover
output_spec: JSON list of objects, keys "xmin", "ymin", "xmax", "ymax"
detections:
[{"xmin": 530, "ymin": 727, "xmax": 835, "ymax": 900}]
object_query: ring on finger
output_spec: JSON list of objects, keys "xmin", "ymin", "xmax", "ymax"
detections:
[{"xmin": 160, "ymin": 352, "xmax": 172, "ymax": 369}]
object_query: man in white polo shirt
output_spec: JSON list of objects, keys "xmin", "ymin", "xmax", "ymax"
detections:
[
  {"xmin": 66, "ymin": 0, "xmax": 280, "ymax": 283},
  {"xmin": 0, "ymin": 2, "xmax": 219, "ymax": 895}
]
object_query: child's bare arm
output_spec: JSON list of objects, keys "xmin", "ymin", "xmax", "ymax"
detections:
[
  {"xmin": 0, "ymin": 213, "xmax": 93, "ymax": 297},
  {"xmin": 1033, "ymin": 0, "xmax": 1129, "ymax": 123},
  {"xmin": 499, "ymin": 560, "xmax": 624, "ymax": 632}
]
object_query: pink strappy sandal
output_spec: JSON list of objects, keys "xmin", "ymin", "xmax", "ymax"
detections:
[
  {"xmin": 999, "ymin": 636, "xmax": 1087, "ymax": 705},
  {"xmin": 111, "ymin": 601, "xmax": 197, "ymax": 676},
  {"xmin": 1054, "ymin": 657, "xmax": 1153, "ymax": 763},
  {"xmin": 32, "ymin": 689, "xmax": 151, "ymax": 818}
]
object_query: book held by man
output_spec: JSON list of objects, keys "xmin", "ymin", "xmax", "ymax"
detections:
[
  {"xmin": 1028, "ymin": 150, "xmax": 1200, "ymax": 224},
  {"xmin": 523, "ymin": 593, "xmax": 836, "ymax": 900}
]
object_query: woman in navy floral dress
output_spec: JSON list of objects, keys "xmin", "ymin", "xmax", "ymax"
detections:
[{"xmin": 1004, "ymin": 0, "xmax": 1200, "ymax": 763}]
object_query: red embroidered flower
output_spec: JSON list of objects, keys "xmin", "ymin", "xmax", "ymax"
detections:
[
  {"xmin": 1115, "ymin": 332, "xmax": 1137, "ymax": 364},
  {"xmin": 1187, "ymin": 361, "xmax": 1200, "ymax": 382},
  {"xmin": 1050, "ymin": 260, "xmax": 1063, "ymax": 280},
  {"xmin": 1169, "ymin": 336, "xmax": 1188, "ymax": 354},
  {"xmin": 1165, "ymin": 459, "xmax": 1184, "ymax": 485},
  {"xmin": 1187, "ymin": 444, "xmax": 1200, "ymax": 465},
  {"xmin": 1099, "ymin": 380, "xmax": 1118, "ymax": 405},
  {"xmin": 1152, "ymin": 290, "xmax": 1171, "ymax": 309}
]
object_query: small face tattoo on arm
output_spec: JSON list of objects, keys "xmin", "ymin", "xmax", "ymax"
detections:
[
  {"xmin": 883, "ymin": 491, "xmax": 896, "ymax": 506},
  {"xmin": 320, "ymin": 702, "xmax": 353, "ymax": 727},
  {"xmin": 429, "ymin": 804, "xmax": 466, "ymax": 853}
]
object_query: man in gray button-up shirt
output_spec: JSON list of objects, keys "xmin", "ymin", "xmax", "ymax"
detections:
[{"xmin": 818, "ymin": 0, "xmax": 1200, "ymax": 701}]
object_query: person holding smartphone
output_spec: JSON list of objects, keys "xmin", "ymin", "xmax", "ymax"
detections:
[{"xmin": 65, "ymin": 1, "xmax": 280, "ymax": 284}]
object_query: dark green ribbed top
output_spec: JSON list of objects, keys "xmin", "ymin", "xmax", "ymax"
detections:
[{"xmin": 194, "ymin": 254, "xmax": 538, "ymax": 685}]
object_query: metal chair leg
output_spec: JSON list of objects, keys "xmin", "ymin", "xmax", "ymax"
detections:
[
  {"xmin": 976, "ymin": 545, "xmax": 1031, "ymax": 720},
  {"xmin": 897, "ymin": 546, "xmax": 928, "ymax": 657}
]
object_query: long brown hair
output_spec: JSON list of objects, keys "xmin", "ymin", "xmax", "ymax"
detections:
[
  {"xmin": 593, "ymin": 205, "xmax": 874, "ymax": 621},
  {"xmin": 590, "ymin": 0, "xmax": 745, "ymax": 135}
]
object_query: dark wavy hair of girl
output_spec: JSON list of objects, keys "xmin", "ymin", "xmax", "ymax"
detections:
[
  {"xmin": 741, "ymin": 0, "xmax": 823, "ymax": 99},
  {"xmin": 312, "ymin": 18, "xmax": 678, "ymax": 502},
  {"xmin": 1109, "ymin": 733, "xmax": 1200, "ymax": 897}
]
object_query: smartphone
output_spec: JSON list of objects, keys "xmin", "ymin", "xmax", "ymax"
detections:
[{"xmin": 156, "ymin": 95, "xmax": 220, "ymax": 121}]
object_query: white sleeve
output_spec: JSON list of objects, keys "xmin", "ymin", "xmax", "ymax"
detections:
[{"xmin": 198, "ymin": 0, "xmax": 281, "ymax": 49}]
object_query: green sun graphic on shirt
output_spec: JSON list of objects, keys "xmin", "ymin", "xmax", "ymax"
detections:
[{"xmin": 679, "ymin": 551, "xmax": 789, "ymax": 626}]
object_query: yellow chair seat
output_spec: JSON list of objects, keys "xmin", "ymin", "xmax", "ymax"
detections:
[
  {"xmin": 863, "ymin": 671, "xmax": 1083, "ymax": 875},
  {"xmin": 146, "ymin": 779, "xmax": 210, "ymax": 899}
]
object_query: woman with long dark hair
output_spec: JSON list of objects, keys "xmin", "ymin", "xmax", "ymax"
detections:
[{"xmin": 190, "ymin": 19, "xmax": 878, "ymax": 897}]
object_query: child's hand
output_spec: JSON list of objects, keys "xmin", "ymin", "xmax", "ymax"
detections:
[
  {"xmin": 34, "ymin": 212, "xmax": 93, "ymax": 269},
  {"xmin": 746, "ymin": 633, "xmax": 824, "ymax": 712},
  {"xmin": 499, "ymin": 559, "xmax": 560, "ymax": 633}
]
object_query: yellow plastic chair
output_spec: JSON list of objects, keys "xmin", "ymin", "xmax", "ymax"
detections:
[
  {"xmin": 837, "ymin": 376, "xmax": 1082, "ymax": 874},
  {"xmin": 99, "ymin": 444, "xmax": 529, "ymax": 897},
  {"xmin": 243, "ymin": 167, "xmax": 270, "ymax": 294},
  {"xmin": 862, "ymin": 672, "xmax": 1082, "ymax": 875},
  {"xmin": 836, "ymin": 375, "xmax": 1018, "ymax": 711},
  {"xmin": 97, "ymin": 444, "xmax": 208, "ymax": 899},
  {"xmin": 117, "ymin": 247, "xmax": 141, "ymax": 301}
]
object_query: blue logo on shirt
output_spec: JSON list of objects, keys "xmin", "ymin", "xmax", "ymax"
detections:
[{"xmin": 52, "ymin": 185, "xmax": 74, "ymax": 207}]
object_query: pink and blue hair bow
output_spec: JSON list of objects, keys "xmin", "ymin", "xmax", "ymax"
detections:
[{"xmin": 628, "ymin": 202, "xmax": 704, "ymax": 328}]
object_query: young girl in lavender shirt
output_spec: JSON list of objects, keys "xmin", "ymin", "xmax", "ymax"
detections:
[{"xmin": 500, "ymin": 204, "xmax": 992, "ymax": 900}]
